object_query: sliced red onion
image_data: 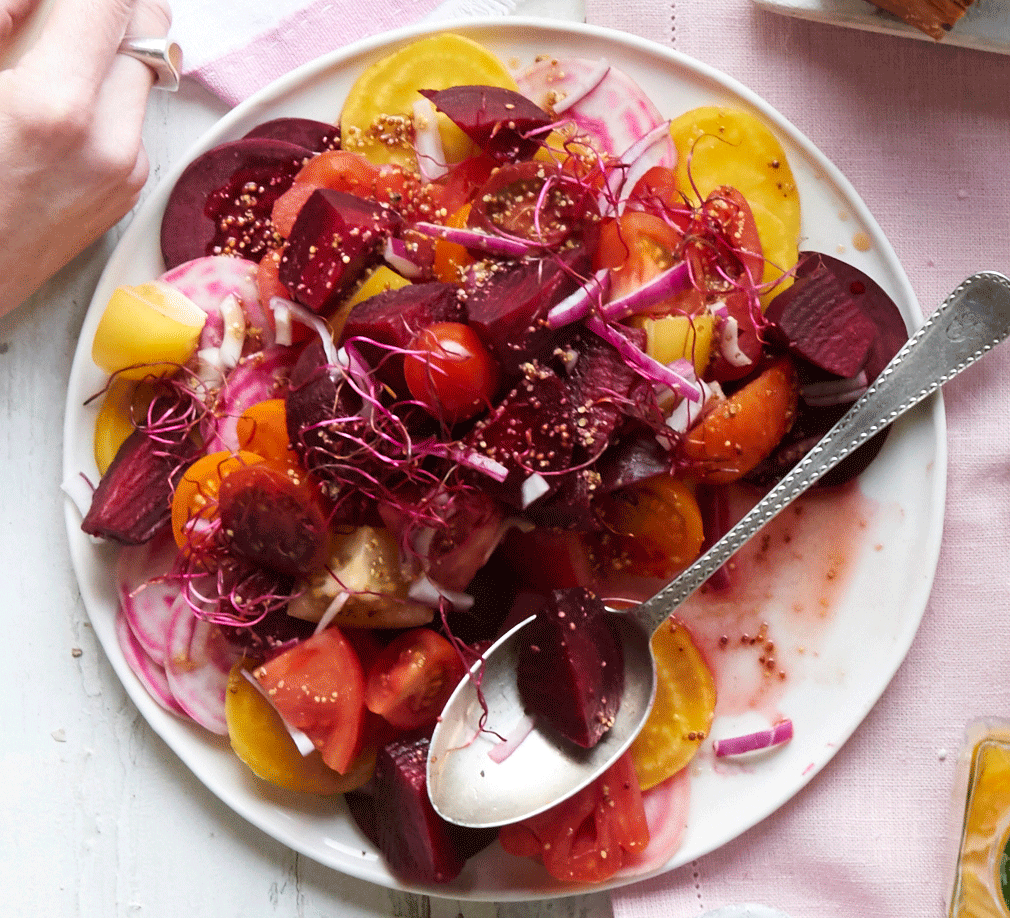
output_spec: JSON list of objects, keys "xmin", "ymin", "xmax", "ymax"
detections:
[
  {"xmin": 383, "ymin": 237, "xmax": 424, "ymax": 279},
  {"xmin": 665, "ymin": 377, "xmax": 718, "ymax": 435},
  {"xmin": 488, "ymin": 713, "xmax": 536, "ymax": 764},
  {"xmin": 553, "ymin": 59, "xmax": 611, "ymax": 114},
  {"xmin": 717, "ymin": 313, "xmax": 753, "ymax": 369},
  {"xmin": 412, "ymin": 97, "xmax": 449, "ymax": 183},
  {"xmin": 412, "ymin": 222, "xmax": 536, "ymax": 258},
  {"xmin": 408, "ymin": 574, "xmax": 475, "ymax": 611},
  {"xmin": 272, "ymin": 298, "xmax": 293, "ymax": 347},
  {"xmin": 521, "ymin": 472, "xmax": 551, "ymax": 508},
  {"xmin": 425, "ymin": 441, "xmax": 509, "ymax": 483},
  {"xmin": 609, "ymin": 120, "xmax": 676, "ymax": 215},
  {"xmin": 599, "ymin": 261, "xmax": 692, "ymax": 321},
  {"xmin": 217, "ymin": 292, "xmax": 247, "ymax": 369},
  {"xmin": 713, "ymin": 719, "xmax": 794, "ymax": 757},
  {"xmin": 270, "ymin": 296, "xmax": 338, "ymax": 367},
  {"xmin": 802, "ymin": 370, "xmax": 869, "ymax": 407},
  {"xmin": 586, "ymin": 314, "xmax": 702, "ymax": 401},
  {"xmin": 546, "ymin": 268, "xmax": 610, "ymax": 329},
  {"xmin": 241, "ymin": 668, "xmax": 317, "ymax": 756},
  {"xmin": 314, "ymin": 590, "xmax": 349, "ymax": 635}
]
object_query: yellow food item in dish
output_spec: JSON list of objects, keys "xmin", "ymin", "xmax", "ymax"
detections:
[{"xmin": 340, "ymin": 33, "xmax": 519, "ymax": 169}]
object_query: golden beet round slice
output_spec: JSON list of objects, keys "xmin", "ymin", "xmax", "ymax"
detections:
[{"xmin": 339, "ymin": 33, "xmax": 519, "ymax": 169}]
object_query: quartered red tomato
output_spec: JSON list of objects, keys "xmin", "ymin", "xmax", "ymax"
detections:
[
  {"xmin": 683, "ymin": 185, "xmax": 764, "ymax": 296},
  {"xmin": 403, "ymin": 321, "xmax": 499, "ymax": 425},
  {"xmin": 254, "ymin": 625, "xmax": 366, "ymax": 775},
  {"xmin": 498, "ymin": 751, "xmax": 649, "ymax": 884},
  {"xmin": 364, "ymin": 628, "xmax": 467, "ymax": 730}
]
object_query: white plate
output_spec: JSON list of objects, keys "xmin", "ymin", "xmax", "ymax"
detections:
[
  {"xmin": 754, "ymin": 0, "xmax": 1010, "ymax": 54},
  {"xmin": 62, "ymin": 18, "xmax": 946, "ymax": 900}
]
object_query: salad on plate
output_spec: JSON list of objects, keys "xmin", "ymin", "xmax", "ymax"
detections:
[{"xmin": 67, "ymin": 29, "xmax": 919, "ymax": 890}]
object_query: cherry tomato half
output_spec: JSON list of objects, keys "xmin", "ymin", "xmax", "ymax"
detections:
[
  {"xmin": 364, "ymin": 628, "xmax": 466, "ymax": 730},
  {"xmin": 403, "ymin": 321, "xmax": 499, "ymax": 425}
]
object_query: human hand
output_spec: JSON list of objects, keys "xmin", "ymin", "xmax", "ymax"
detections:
[{"xmin": 0, "ymin": 0, "xmax": 172, "ymax": 318}]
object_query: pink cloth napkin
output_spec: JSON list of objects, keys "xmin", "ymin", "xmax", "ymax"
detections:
[
  {"xmin": 580, "ymin": 2, "xmax": 1010, "ymax": 916},
  {"xmin": 168, "ymin": 0, "xmax": 520, "ymax": 106}
]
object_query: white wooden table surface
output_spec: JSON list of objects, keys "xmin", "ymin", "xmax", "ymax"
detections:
[{"xmin": 0, "ymin": 1, "xmax": 613, "ymax": 915}]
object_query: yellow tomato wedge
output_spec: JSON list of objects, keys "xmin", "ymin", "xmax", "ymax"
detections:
[
  {"xmin": 668, "ymin": 106, "xmax": 801, "ymax": 303},
  {"xmin": 339, "ymin": 33, "xmax": 519, "ymax": 169},
  {"xmin": 225, "ymin": 663, "xmax": 374, "ymax": 795},
  {"xmin": 637, "ymin": 313, "xmax": 714, "ymax": 376},
  {"xmin": 91, "ymin": 281, "xmax": 206, "ymax": 379},
  {"xmin": 630, "ymin": 618, "xmax": 716, "ymax": 790},
  {"xmin": 92, "ymin": 379, "xmax": 156, "ymax": 474}
]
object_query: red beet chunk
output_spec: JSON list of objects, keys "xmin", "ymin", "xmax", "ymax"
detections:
[
  {"xmin": 419, "ymin": 85, "xmax": 551, "ymax": 162},
  {"xmin": 465, "ymin": 250, "xmax": 589, "ymax": 376},
  {"xmin": 367, "ymin": 733, "xmax": 497, "ymax": 884},
  {"xmin": 243, "ymin": 117, "xmax": 339, "ymax": 152},
  {"xmin": 516, "ymin": 587, "xmax": 624, "ymax": 749},
  {"xmin": 764, "ymin": 258, "xmax": 878, "ymax": 378},
  {"xmin": 82, "ymin": 426, "xmax": 198, "ymax": 545},
  {"xmin": 594, "ymin": 425, "xmax": 674, "ymax": 495},
  {"xmin": 461, "ymin": 363, "xmax": 577, "ymax": 508},
  {"xmin": 279, "ymin": 188, "xmax": 401, "ymax": 313},
  {"xmin": 338, "ymin": 281, "xmax": 464, "ymax": 394},
  {"xmin": 160, "ymin": 137, "xmax": 309, "ymax": 268}
]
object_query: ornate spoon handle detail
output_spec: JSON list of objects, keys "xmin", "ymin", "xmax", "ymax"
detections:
[{"xmin": 634, "ymin": 271, "xmax": 1010, "ymax": 635}]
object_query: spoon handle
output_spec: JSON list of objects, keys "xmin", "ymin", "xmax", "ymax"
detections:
[{"xmin": 634, "ymin": 271, "xmax": 1010, "ymax": 635}]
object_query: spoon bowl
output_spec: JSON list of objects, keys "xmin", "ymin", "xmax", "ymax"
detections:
[{"xmin": 428, "ymin": 271, "xmax": 1010, "ymax": 829}]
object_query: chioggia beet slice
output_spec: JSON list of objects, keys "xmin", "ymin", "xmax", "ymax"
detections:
[{"xmin": 516, "ymin": 587, "xmax": 625, "ymax": 748}]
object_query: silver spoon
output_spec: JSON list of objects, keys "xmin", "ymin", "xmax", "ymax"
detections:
[{"xmin": 427, "ymin": 271, "xmax": 1010, "ymax": 829}]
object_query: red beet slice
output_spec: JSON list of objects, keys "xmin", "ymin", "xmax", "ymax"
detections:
[
  {"xmin": 747, "ymin": 251, "xmax": 910, "ymax": 488},
  {"xmin": 160, "ymin": 138, "xmax": 309, "ymax": 268},
  {"xmin": 243, "ymin": 117, "xmax": 339, "ymax": 152},
  {"xmin": 461, "ymin": 363, "xmax": 577, "ymax": 508},
  {"xmin": 81, "ymin": 424, "xmax": 198, "ymax": 545},
  {"xmin": 338, "ymin": 280, "xmax": 464, "ymax": 394},
  {"xmin": 764, "ymin": 257, "xmax": 878, "ymax": 377},
  {"xmin": 364, "ymin": 733, "xmax": 496, "ymax": 884},
  {"xmin": 278, "ymin": 188, "xmax": 401, "ymax": 313},
  {"xmin": 516, "ymin": 587, "xmax": 624, "ymax": 749},
  {"xmin": 418, "ymin": 85, "xmax": 551, "ymax": 162},
  {"xmin": 465, "ymin": 249, "xmax": 590, "ymax": 376}
]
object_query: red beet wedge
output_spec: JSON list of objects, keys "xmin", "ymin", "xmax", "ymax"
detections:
[
  {"xmin": 278, "ymin": 188, "xmax": 401, "ymax": 313},
  {"xmin": 516, "ymin": 587, "xmax": 625, "ymax": 749}
]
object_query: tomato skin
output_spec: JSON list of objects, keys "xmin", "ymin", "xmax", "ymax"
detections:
[
  {"xmin": 498, "ymin": 751, "xmax": 649, "ymax": 883},
  {"xmin": 254, "ymin": 626, "xmax": 366, "ymax": 775},
  {"xmin": 403, "ymin": 321, "xmax": 499, "ymax": 425},
  {"xmin": 364, "ymin": 628, "xmax": 466, "ymax": 730},
  {"xmin": 595, "ymin": 475, "xmax": 705, "ymax": 580},
  {"xmin": 218, "ymin": 461, "xmax": 329, "ymax": 577},
  {"xmin": 235, "ymin": 398, "xmax": 298, "ymax": 464},
  {"xmin": 680, "ymin": 356, "xmax": 799, "ymax": 484},
  {"xmin": 171, "ymin": 449, "xmax": 265, "ymax": 549}
]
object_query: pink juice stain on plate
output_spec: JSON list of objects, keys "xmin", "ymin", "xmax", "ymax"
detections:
[{"xmin": 677, "ymin": 481, "xmax": 878, "ymax": 721}]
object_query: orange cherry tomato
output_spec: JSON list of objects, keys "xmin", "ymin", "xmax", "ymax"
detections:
[
  {"xmin": 364, "ymin": 628, "xmax": 466, "ymax": 730},
  {"xmin": 596, "ymin": 474, "xmax": 705, "ymax": 580},
  {"xmin": 235, "ymin": 398, "xmax": 298, "ymax": 464},
  {"xmin": 680, "ymin": 356, "xmax": 799, "ymax": 484},
  {"xmin": 170, "ymin": 449, "xmax": 264, "ymax": 549},
  {"xmin": 254, "ymin": 626, "xmax": 366, "ymax": 775}
]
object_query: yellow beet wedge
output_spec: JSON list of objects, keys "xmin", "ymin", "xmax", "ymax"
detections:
[
  {"xmin": 340, "ymin": 33, "xmax": 519, "ymax": 169},
  {"xmin": 93, "ymin": 380, "xmax": 156, "ymax": 474},
  {"xmin": 668, "ymin": 107, "xmax": 801, "ymax": 304},
  {"xmin": 91, "ymin": 281, "xmax": 206, "ymax": 380},
  {"xmin": 630, "ymin": 618, "xmax": 716, "ymax": 790}
]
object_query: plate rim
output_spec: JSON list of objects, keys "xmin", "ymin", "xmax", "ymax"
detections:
[{"xmin": 62, "ymin": 15, "xmax": 948, "ymax": 900}]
